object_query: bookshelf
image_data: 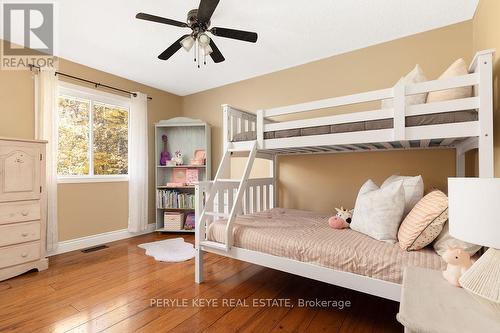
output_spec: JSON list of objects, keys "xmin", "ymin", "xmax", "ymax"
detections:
[{"xmin": 154, "ymin": 117, "xmax": 211, "ymax": 233}]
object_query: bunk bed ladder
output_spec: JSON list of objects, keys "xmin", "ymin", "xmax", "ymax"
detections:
[{"xmin": 199, "ymin": 141, "xmax": 257, "ymax": 252}]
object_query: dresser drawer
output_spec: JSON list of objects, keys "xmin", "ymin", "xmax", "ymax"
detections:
[
  {"xmin": 0, "ymin": 241, "xmax": 41, "ymax": 269},
  {"xmin": 0, "ymin": 201, "xmax": 40, "ymax": 225},
  {"xmin": 0, "ymin": 221, "xmax": 40, "ymax": 247}
]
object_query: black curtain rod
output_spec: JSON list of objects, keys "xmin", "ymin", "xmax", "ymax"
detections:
[{"xmin": 28, "ymin": 64, "xmax": 152, "ymax": 100}]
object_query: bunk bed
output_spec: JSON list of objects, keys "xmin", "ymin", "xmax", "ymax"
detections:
[{"xmin": 194, "ymin": 50, "xmax": 495, "ymax": 301}]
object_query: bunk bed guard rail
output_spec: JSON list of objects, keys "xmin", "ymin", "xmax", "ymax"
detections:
[{"xmin": 195, "ymin": 178, "xmax": 275, "ymax": 245}]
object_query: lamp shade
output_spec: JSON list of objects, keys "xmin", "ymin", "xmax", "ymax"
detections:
[
  {"xmin": 448, "ymin": 178, "xmax": 500, "ymax": 249},
  {"xmin": 200, "ymin": 44, "xmax": 213, "ymax": 56},
  {"xmin": 198, "ymin": 33, "xmax": 210, "ymax": 47},
  {"xmin": 181, "ymin": 36, "xmax": 195, "ymax": 51}
]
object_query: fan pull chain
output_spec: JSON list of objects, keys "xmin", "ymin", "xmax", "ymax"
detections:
[
  {"xmin": 194, "ymin": 39, "xmax": 197, "ymax": 63},
  {"xmin": 197, "ymin": 40, "xmax": 201, "ymax": 68}
]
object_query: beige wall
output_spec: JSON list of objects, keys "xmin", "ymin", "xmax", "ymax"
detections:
[
  {"xmin": 473, "ymin": 0, "xmax": 500, "ymax": 176},
  {"xmin": 0, "ymin": 56, "xmax": 182, "ymax": 241},
  {"xmin": 183, "ymin": 21, "xmax": 473, "ymax": 212},
  {"xmin": 57, "ymin": 182, "xmax": 129, "ymax": 239},
  {"xmin": 279, "ymin": 150, "xmax": 455, "ymax": 213}
]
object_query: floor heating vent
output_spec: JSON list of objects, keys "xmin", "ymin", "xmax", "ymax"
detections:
[{"xmin": 81, "ymin": 245, "xmax": 108, "ymax": 253}]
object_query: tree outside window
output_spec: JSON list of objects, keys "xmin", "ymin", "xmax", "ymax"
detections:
[{"xmin": 57, "ymin": 93, "xmax": 129, "ymax": 178}]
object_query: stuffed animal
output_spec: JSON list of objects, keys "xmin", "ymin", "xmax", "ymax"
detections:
[
  {"xmin": 329, "ymin": 207, "xmax": 353, "ymax": 229},
  {"xmin": 442, "ymin": 247, "xmax": 473, "ymax": 287},
  {"xmin": 172, "ymin": 151, "xmax": 184, "ymax": 165}
]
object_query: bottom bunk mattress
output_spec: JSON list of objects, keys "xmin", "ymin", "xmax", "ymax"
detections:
[{"xmin": 207, "ymin": 208, "xmax": 445, "ymax": 284}]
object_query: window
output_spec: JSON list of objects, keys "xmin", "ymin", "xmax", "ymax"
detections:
[{"xmin": 57, "ymin": 83, "xmax": 130, "ymax": 182}]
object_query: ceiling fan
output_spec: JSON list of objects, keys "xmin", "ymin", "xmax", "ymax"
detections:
[{"xmin": 136, "ymin": 0, "xmax": 258, "ymax": 67}]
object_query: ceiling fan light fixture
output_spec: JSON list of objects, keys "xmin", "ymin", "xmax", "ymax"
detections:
[
  {"xmin": 198, "ymin": 33, "xmax": 211, "ymax": 47},
  {"xmin": 136, "ymin": 0, "xmax": 257, "ymax": 65},
  {"xmin": 201, "ymin": 44, "xmax": 213, "ymax": 56},
  {"xmin": 180, "ymin": 36, "xmax": 195, "ymax": 51}
]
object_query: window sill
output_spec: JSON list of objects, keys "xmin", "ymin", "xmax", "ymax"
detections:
[{"xmin": 57, "ymin": 176, "xmax": 129, "ymax": 184}]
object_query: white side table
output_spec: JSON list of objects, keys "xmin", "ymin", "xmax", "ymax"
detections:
[{"xmin": 397, "ymin": 266, "xmax": 500, "ymax": 333}]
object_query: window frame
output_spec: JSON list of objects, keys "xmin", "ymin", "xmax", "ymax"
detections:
[{"xmin": 57, "ymin": 82, "xmax": 131, "ymax": 184}]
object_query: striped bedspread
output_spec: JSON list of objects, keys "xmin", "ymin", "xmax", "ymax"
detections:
[{"xmin": 207, "ymin": 208, "xmax": 445, "ymax": 283}]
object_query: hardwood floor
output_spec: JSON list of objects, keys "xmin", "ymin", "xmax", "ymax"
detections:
[{"xmin": 0, "ymin": 233, "xmax": 403, "ymax": 332}]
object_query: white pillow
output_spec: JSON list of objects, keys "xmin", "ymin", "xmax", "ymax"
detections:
[
  {"xmin": 381, "ymin": 64, "xmax": 428, "ymax": 109},
  {"xmin": 382, "ymin": 175, "xmax": 424, "ymax": 216},
  {"xmin": 351, "ymin": 179, "xmax": 405, "ymax": 243},
  {"xmin": 427, "ymin": 59, "xmax": 472, "ymax": 103}
]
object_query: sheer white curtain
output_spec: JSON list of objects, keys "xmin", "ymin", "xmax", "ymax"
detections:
[
  {"xmin": 128, "ymin": 92, "xmax": 149, "ymax": 232},
  {"xmin": 35, "ymin": 69, "xmax": 59, "ymax": 252}
]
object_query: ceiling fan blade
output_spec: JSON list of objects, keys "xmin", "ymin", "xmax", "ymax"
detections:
[
  {"xmin": 209, "ymin": 39, "xmax": 225, "ymax": 63},
  {"xmin": 210, "ymin": 27, "xmax": 258, "ymax": 43},
  {"xmin": 197, "ymin": 0, "xmax": 220, "ymax": 25},
  {"xmin": 136, "ymin": 13, "xmax": 188, "ymax": 28},
  {"xmin": 158, "ymin": 35, "xmax": 190, "ymax": 60}
]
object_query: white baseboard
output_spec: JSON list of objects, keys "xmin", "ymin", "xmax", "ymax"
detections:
[{"xmin": 47, "ymin": 223, "xmax": 156, "ymax": 256}]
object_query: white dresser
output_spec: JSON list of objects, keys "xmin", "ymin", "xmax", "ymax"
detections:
[{"xmin": 0, "ymin": 137, "xmax": 48, "ymax": 281}]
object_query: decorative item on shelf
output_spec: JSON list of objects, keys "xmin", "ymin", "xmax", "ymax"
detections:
[
  {"xmin": 166, "ymin": 160, "xmax": 177, "ymax": 167},
  {"xmin": 159, "ymin": 134, "xmax": 171, "ymax": 166},
  {"xmin": 186, "ymin": 169, "xmax": 199, "ymax": 185},
  {"xmin": 328, "ymin": 207, "xmax": 353, "ymax": 229},
  {"xmin": 172, "ymin": 168, "xmax": 187, "ymax": 185},
  {"xmin": 190, "ymin": 149, "xmax": 206, "ymax": 165},
  {"xmin": 184, "ymin": 212, "xmax": 196, "ymax": 230},
  {"xmin": 166, "ymin": 182, "xmax": 185, "ymax": 187},
  {"xmin": 172, "ymin": 150, "xmax": 184, "ymax": 166},
  {"xmin": 442, "ymin": 247, "xmax": 472, "ymax": 287},
  {"xmin": 448, "ymin": 178, "xmax": 500, "ymax": 315}
]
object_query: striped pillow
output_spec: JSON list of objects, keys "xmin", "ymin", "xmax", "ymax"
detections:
[{"xmin": 398, "ymin": 190, "xmax": 448, "ymax": 251}]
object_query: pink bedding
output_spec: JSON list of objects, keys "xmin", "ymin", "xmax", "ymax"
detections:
[{"xmin": 207, "ymin": 208, "xmax": 445, "ymax": 283}]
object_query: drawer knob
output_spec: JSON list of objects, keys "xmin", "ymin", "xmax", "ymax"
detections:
[
  {"xmin": 21, "ymin": 210, "xmax": 29, "ymax": 216},
  {"xmin": 21, "ymin": 253, "xmax": 28, "ymax": 258},
  {"xmin": 22, "ymin": 232, "xmax": 29, "ymax": 237}
]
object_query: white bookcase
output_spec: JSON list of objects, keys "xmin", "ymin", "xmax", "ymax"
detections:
[{"xmin": 154, "ymin": 117, "xmax": 211, "ymax": 232}]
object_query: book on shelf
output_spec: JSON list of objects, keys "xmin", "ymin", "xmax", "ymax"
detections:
[{"xmin": 157, "ymin": 189, "xmax": 195, "ymax": 209}]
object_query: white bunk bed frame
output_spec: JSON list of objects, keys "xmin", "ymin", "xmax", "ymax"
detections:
[{"xmin": 194, "ymin": 50, "xmax": 495, "ymax": 302}]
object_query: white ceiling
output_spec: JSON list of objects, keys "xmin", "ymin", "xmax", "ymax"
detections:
[{"xmin": 51, "ymin": 1, "xmax": 479, "ymax": 95}]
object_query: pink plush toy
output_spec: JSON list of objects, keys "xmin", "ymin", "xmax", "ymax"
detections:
[
  {"xmin": 442, "ymin": 247, "xmax": 473, "ymax": 287},
  {"xmin": 328, "ymin": 207, "xmax": 353, "ymax": 229}
]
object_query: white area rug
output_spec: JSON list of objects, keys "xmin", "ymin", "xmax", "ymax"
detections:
[{"xmin": 138, "ymin": 238, "xmax": 195, "ymax": 262}]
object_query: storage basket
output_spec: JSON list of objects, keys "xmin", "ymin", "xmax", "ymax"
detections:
[{"xmin": 163, "ymin": 212, "xmax": 184, "ymax": 231}]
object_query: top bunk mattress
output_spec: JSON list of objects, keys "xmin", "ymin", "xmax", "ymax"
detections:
[
  {"xmin": 232, "ymin": 110, "xmax": 477, "ymax": 142},
  {"xmin": 207, "ymin": 208, "xmax": 445, "ymax": 284}
]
